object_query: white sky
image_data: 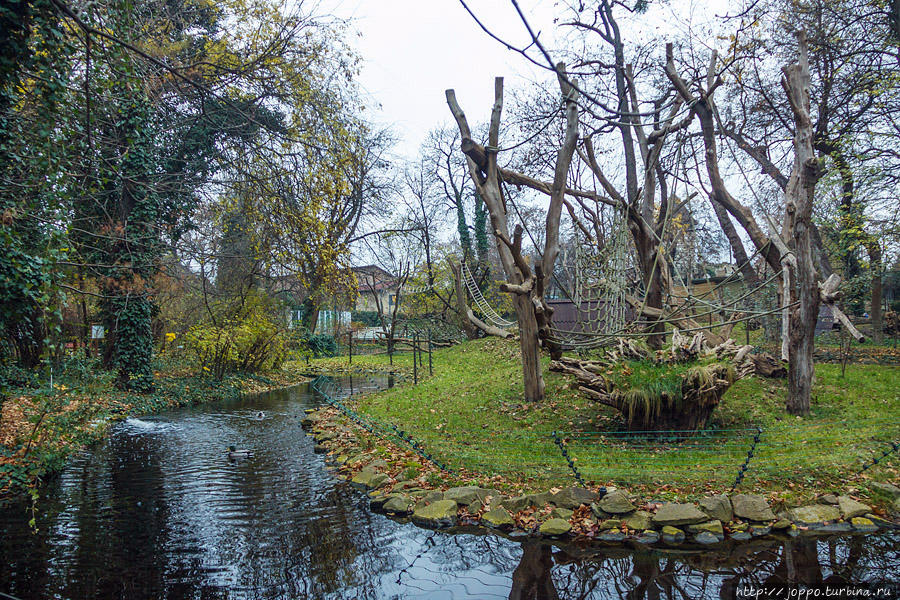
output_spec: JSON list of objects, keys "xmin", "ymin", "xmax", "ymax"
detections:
[
  {"xmin": 319, "ymin": 0, "xmax": 734, "ymax": 160},
  {"xmin": 319, "ymin": 0, "xmax": 559, "ymax": 158}
]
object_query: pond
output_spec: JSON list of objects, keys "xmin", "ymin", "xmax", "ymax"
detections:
[{"xmin": 1, "ymin": 378, "xmax": 897, "ymax": 599}]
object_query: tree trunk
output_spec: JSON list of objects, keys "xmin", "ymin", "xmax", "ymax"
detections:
[
  {"xmin": 446, "ymin": 67, "xmax": 578, "ymax": 403},
  {"xmin": 449, "ymin": 258, "xmax": 478, "ymax": 340},
  {"xmin": 508, "ymin": 542, "xmax": 559, "ymax": 600},
  {"xmin": 515, "ymin": 295, "xmax": 545, "ymax": 402},
  {"xmin": 782, "ymin": 31, "xmax": 821, "ymax": 416},
  {"xmin": 302, "ymin": 298, "xmax": 320, "ymax": 334},
  {"xmin": 710, "ymin": 197, "xmax": 761, "ymax": 288},
  {"xmin": 786, "ymin": 226, "xmax": 819, "ymax": 415},
  {"xmin": 866, "ymin": 240, "xmax": 883, "ymax": 344}
]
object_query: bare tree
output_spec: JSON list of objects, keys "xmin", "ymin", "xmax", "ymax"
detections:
[
  {"xmin": 666, "ymin": 32, "xmax": 864, "ymax": 414},
  {"xmin": 446, "ymin": 68, "xmax": 579, "ymax": 402}
]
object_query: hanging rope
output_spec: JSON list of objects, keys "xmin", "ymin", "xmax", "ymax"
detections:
[{"xmin": 460, "ymin": 260, "xmax": 515, "ymax": 328}]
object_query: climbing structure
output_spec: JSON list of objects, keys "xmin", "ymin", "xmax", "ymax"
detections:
[{"xmin": 460, "ymin": 260, "xmax": 515, "ymax": 329}]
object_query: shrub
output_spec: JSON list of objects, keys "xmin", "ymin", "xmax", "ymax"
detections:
[
  {"xmin": 287, "ymin": 327, "xmax": 338, "ymax": 358},
  {"xmin": 184, "ymin": 307, "xmax": 287, "ymax": 379}
]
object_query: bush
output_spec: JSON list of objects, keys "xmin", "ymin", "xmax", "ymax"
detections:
[
  {"xmin": 184, "ymin": 300, "xmax": 287, "ymax": 378},
  {"xmin": 287, "ymin": 328, "xmax": 338, "ymax": 358}
]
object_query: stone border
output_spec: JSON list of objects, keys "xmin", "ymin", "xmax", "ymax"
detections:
[{"xmin": 302, "ymin": 408, "xmax": 900, "ymax": 548}]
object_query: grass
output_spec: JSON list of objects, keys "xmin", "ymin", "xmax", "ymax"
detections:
[{"xmin": 321, "ymin": 337, "xmax": 899, "ymax": 509}]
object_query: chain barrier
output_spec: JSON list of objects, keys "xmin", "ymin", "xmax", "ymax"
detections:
[
  {"xmin": 312, "ymin": 374, "xmax": 895, "ymax": 490},
  {"xmin": 551, "ymin": 431, "xmax": 587, "ymax": 487},
  {"xmin": 310, "ymin": 375, "xmax": 455, "ymax": 474},
  {"xmin": 730, "ymin": 427, "xmax": 763, "ymax": 492},
  {"xmin": 854, "ymin": 440, "xmax": 900, "ymax": 477}
]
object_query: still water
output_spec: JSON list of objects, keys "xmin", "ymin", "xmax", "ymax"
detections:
[{"xmin": 0, "ymin": 378, "xmax": 897, "ymax": 599}]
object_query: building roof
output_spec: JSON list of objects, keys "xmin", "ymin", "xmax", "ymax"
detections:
[{"xmin": 353, "ymin": 264, "xmax": 397, "ymax": 292}]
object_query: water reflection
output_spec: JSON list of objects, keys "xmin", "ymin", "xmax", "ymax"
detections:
[{"xmin": 0, "ymin": 379, "xmax": 896, "ymax": 599}]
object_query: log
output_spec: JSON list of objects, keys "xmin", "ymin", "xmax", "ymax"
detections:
[
  {"xmin": 466, "ymin": 308, "xmax": 512, "ymax": 339},
  {"xmin": 747, "ymin": 352, "xmax": 787, "ymax": 378}
]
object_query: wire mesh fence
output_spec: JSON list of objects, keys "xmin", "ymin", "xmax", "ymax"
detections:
[{"xmin": 312, "ymin": 375, "xmax": 899, "ymax": 491}]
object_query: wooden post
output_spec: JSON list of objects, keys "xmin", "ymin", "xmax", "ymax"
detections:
[
  {"xmin": 428, "ymin": 329, "xmax": 433, "ymax": 376},
  {"xmin": 413, "ymin": 333, "xmax": 418, "ymax": 384},
  {"xmin": 348, "ymin": 331, "xmax": 352, "ymax": 366}
]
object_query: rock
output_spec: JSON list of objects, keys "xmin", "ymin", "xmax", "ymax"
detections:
[
  {"xmin": 699, "ymin": 495, "xmax": 733, "ymax": 523},
  {"xmin": 749, "ymin": 525, "xmax": 771, "ymax": 537},
  {"xmin": 411, "ymin": 499, "xmax": 458, "ymax": 528},
  {"xmin": 864, "ymin": 513, "xmax": 897, "ymax": 529},
  {"xmin": 789, "ymin": 504, "xmax": 841, "ymax": 524},
  {"xmin": 468, "ymin": 500, "xmax": 483, "ymax": 514},
  {"xmin": 837, "ymin": 496, "xmax": 871, "ymax": 519},
  {"xmin": 599, "ymin": 518, "xmax": 623, "ymax": 530},
  {"xmin": 539, "ymin": 518, "xmax": 572, "ymax": 536},
  {"xmin": 383, "ymin": 496, "xmax": 413, "ymax": 514},
  {"xmin": 317, "ymin": 431, "xmax": 337, "ymax": 442},
  {"xmin": 368, "ymin": 473, "xmax": 389, "ymax": 489},
  {"xmin": 850, "ymin": 517, "xmax": 878, "ymax": 532},
  {"xmin": 313, "ymin": 444, "xmax": 328, "ymax": 454},
  {"xmin": 598, "ymin": 531, "xmax": 625, "ymax": 542},
  {"xmin": 695, "ymin": 532, "xmax": 720, "ymax": 545},
  {"xmin": 370, "ymin": 459, "xmax": 389, "ymax": 469},
  {"xmin": 687, "ymin": 520, "xmax": 723, "ymax": 536},
  {"xmin": 732, "ymin": 494, "xmax": 776, "ymax": 521},
  {"xmin": 597, "ymin": 490, "xmax": 635, "ymax": 514},
  {"xmin": 652, "ymin": 503, "xmax": 708, "ymax": 527},
  {"xmin": 635, "ymin": 531, "xmax": 660, "ymax": 544},
  {"xmin": 394, "ymin": 481, "xmax": 422, "ymax": 491},
  {"xmin": 370, "ymin": 494, "xmax": 395, "ymax": 510},
  {"xmin": 590, "ymin": 503, "xmax": 609, "ymax": 519},
  {"xmin": 527, "ymin": 491, "xmax": 554, "ymax": 508},
  {"xmin": 551, "ymin": 486, "xmax": 599, "ymax": 509},
  {"xmin": 501, "ymin": 496, "xmax": 530, "ymax": 513},
  {"xmin": 444, "ymin": 486, "xmax": 480, "ymax": 506},
  {"xmin": 351, "ymin": 469, "xmax": 376, "ymax": 487},
  {"xmin": 731, "ymin": 522, "xmax": 748, "ymax": 532},
  {"xmin": 730, "ymin": 531, "xmax": 752, "ymax": 541},
  {"xmin": 482, "ymin": 507, "xmax": 515, "ymax": 529},
  {"xmin": 772, "ymin": 519, "xmax": 792, "ymax": 530},
  {"xmin": 473, "ymin": 488, "xmax": 503, "ymax": 506},
  {"xmin": 869, "ymin": 482, "xmax": 900, "ymax": 500},
  {"xmin": 422, "ymin": 491, "xmax": 444, "ymax": 504},
  {"xmin": 624, "ymin": 511, "xmax": 653, "ymax": 531},
  {"xmin": 817, "ymin": 494, "xmax": 838, "ymax": 505},
  {"xmin": 551, "ymin": 508, "xmax": 574, "ymax": 521},
  {"xmin": 811, "ymin": 522, "xmax": 852, "ymax": 534},
  {"xmin": 661, "ymin": 526, "xmax": 685, "ymax": 545}
]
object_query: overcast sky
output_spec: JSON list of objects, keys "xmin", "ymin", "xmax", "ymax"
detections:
[
  {"xmin": 319, "ymin": 0, "xmax": 732, "ymax": 160},
  {"xmin": 319, "ymin": 0, "xmax": 559, "ymax": 159}
]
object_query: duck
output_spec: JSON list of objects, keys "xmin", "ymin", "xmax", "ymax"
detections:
[
  {"xmin": 227, "ymin": 445, "xmax": 253, "ymax": 459},
  {"xmin": 256, "ymin": 411, "xmax": 265, "ymax": 419}
]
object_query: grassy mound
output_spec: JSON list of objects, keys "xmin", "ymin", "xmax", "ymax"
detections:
[{"xmin": 322, "ymin": 337, "xmax": 899, "ymax": 507}]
